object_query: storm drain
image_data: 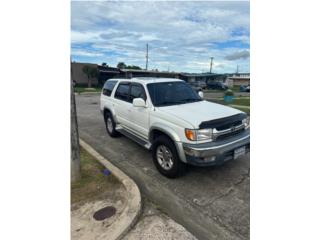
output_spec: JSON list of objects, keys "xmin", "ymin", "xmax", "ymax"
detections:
[{"xmin": 93, "ymin": 206, "xmax": 116, "ymax": 221}]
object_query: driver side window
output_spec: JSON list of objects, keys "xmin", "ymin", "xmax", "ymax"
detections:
[{"xmin": 129, "ymin": 84, "xmax": 146, "ymax": 103}]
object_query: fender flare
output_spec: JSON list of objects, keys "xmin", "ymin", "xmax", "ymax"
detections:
[{"xmin": 149, "ymin": 124, "xmax": 181, "ymax": 143}]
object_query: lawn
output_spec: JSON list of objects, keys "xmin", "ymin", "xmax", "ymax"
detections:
[
  {"xmin": 74, "ymin": 87, "xmax": 102, "ymax": 93},
  {"xmin": 71, "ymin": 147, "xmax": 119, "ymax": 206},
  {"xmin": 231, "ymin": 98, "xmax": 250, "ymax": 106}
]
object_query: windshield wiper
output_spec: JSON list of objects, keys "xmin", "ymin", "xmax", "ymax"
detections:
[{"xmin": 156, "ymin": 101, "xmax": 182, "ymax": 106}]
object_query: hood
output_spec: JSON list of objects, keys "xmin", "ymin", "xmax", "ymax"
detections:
[{"xmin": 157, "ymin": 100, "xmax": 243, "ymax": 128}]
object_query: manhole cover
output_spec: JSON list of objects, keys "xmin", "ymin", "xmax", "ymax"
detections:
[{"xmin": 93, "ymin": 206, "xmax": 116, "ymax": 221}]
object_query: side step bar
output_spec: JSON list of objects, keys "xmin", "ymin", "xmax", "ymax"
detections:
[{"xmin": 116, "ymin": 126, "xmax": 152, "ymax": 150}]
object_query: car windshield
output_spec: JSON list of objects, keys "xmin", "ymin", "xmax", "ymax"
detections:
[{"xmin": 147, "ymin": 81, "xmax": 202, "ymax": 107}]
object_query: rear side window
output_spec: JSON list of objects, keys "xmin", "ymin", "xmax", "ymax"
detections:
[
  {"xmin": 115, "ymin": 83, "xmax": 130, "ymax": 102},
  {"xmin": 129, "ymin": 84, "xmax": 146, "ymax": 102},
  {"xmin": 102, "ymin": 80, "xmax": 118, "ymax": 96}
]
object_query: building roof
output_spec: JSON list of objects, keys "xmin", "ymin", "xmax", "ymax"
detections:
[
  {"xmin": 180, "ymin": 73, "xmax": 225, "ymax": 77},
  {"xmin": 114, "ymin": 77, "xmax": 183, "ymax": 84},
  {"xmin": 120, "ymin": 69, "xmax": 179, "ymax": 74}
]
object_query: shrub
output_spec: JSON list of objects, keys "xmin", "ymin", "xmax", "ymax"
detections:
[{"xmin": 224, "ymin": 89, "xmax": 234, "ymax": 96}]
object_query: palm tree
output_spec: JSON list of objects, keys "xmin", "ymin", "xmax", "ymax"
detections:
[{"xmin": 82, "ymin": 65, "xmax": 98, "ymax": 88}]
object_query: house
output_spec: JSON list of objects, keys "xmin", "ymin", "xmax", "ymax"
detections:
[
  {"xmin": 71, "ymin": 62, "xmax": 120, "ymax": 87},
  {"xmin": 71, "ymin": 62, "xmax": 248, "ymax": 88},
  {"xmin": 119, "ymin": 69, "xmax": 181, "ymax": 79},
  {"xmin": 225, "ymin": 73, "xmax": 250, "ymax": 87},
  {"xmin": 179, "ymin": 73, "xmax": 228, "ymax": 85}
]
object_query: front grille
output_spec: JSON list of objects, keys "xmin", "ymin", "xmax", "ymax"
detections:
[
  {"xmin": 216, "ymin": 120, "xmax": 242, "ymax": 131},
  {"xmin": 216, "ymin": 128, "xmax": 245, "ymax": 141}
]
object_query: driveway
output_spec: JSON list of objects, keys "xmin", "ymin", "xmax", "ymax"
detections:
[{"xmin": 76, "ymin": 94, "xmax": 250, "ymax": 240}]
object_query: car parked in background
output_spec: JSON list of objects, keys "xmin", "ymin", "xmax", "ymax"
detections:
[
  {"xmin": 206, "ymin": 81, "xmax": 228, "ymax": 90},
  {"xmin": 240, "ymin": 84, "xmax": 250, "ymax": 92},
  {"xmin": 188, "ymin": 81, "xmax": 204, "ymax": 92}
]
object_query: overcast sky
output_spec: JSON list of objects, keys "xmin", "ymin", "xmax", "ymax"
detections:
[{"xmin": 71, "ymin": 1, "xmax": 250, "ymax": 73}]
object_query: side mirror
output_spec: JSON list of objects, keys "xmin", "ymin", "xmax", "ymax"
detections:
[
  {"xmin": 198, "ymin": 91, "xmax": 204, "ymax": 99},
  {"xmin": 133, "ymin": 98, "xmax": 146, "ymax": 107}
]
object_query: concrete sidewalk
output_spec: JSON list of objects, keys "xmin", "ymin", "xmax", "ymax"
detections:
[{"xmin": 124, "ymin": 199, "xmax": 197, "ymax": 240}]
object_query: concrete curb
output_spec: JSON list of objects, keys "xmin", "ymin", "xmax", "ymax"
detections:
[
  {"xmin": 75, "ymin": 92, "xmax": 100, "ymax": 95},
  {"xmin": 79, "ymin": 139, "xmax": 142, "ymax": 240}
]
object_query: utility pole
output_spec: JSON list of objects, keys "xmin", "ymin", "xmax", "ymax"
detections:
[
  {"xmin": 71, "ymin": 60, "xmax": 81, "ymax": 182},
  {"xmin": 145, "ymin": 43, "xmax": 149, "ymax": 70},
  {"xmin": 210, "ymin": 57, "xmax": 214, "ymax": 73},
  {"xmin": 236, "ymin": 64, "xmax": 239, "ymax": 74}
]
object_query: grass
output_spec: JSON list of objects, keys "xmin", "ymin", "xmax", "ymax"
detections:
[
  {"xmin": 71, "ymin": 147, "xmax": 119, "ymax": 206},
  {"xmin": 206, "ymin": 97, "xmax": 250, "ymax": 115},
  {"xmin": 231, "ymin": 98, "xmax": 250, "ymax": 106},
  {"xmin": 75, "ymin": 87, "xmax": 102, "ymax": 93}
]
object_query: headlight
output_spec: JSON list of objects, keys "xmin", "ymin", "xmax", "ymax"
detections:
[
  {"xmin": 185, "ymin": 128, "xmax": 212, "ymax": 141},
  {"xmin": 242, "ymin": 116, "xmax": 250, "ymax": 129}
]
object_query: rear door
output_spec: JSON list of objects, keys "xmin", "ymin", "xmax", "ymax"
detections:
[{"xmin": 100, "ymin": 80, "xmax": 118, "ymax": 109}]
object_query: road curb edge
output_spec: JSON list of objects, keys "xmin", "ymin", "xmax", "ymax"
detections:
[{"xmin": 79, "ymin": 138, "xmax": 142, "ymax": 240}]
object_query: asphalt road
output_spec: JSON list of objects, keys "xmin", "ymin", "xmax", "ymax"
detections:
[{"xmin": 76, "ymin": 93, "xmax": 250, "ymax": 240}]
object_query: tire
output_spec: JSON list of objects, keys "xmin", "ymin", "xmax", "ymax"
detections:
[
  {"xmin": 152, "ymin": 135, "xmax": 186, "ymax": 178},
  {"xmin": 104, "ymin": 111, "xmax": 119, "ymax": 137}
]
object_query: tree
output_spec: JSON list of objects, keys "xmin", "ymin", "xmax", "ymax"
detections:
[
  {"xmin": 71, "ymin": 63, "xmax": 81, "ymax": 182},
  {"xmin": 82, "ymin": 65, "xmax": 98, "ymax": 88},
  {"xmin": 117, "ymin": 62, "xmax": 126, "ymax": 69},
  {"xmin": 126, "ymin": 65, "xmax": 142, "ymax": 70},
  {"xmin": 102, "ymin": 62, "xmax": 108, "ymax": 67}
]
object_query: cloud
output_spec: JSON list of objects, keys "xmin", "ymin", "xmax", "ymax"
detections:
[
  {"xmin": 71, "ymin": 49, "xmax": 103, "ymax": 57},
  {"xmin": 225, "ymin": 50, "xmax": 250, "ymax": 61},
  {"xmin": 71, "ymin": 1, "xmax": 250, "ymax": 73}
]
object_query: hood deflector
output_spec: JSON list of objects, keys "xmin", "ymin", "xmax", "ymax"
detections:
[{"xmin": 199, "ymin": 113, "xmax": 247, "ymax": 130}]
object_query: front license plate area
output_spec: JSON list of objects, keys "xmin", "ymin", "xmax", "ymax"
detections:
[{"xmin": 234, "ymin": 146, "xmax": 246, "ymax": 159}]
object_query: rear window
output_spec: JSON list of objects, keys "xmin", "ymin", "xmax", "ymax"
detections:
[{"xmin": 102, "ymin": 80, "xmax": 118, "ymax": 96}]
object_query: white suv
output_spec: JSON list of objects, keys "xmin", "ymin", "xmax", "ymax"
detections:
[{"xmin": 100, "ymin": 78, "xmax": 250, "ymax": 178}]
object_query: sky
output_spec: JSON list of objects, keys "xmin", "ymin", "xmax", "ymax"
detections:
[{"xmin": 71, "ymin": 1, "xmax": 250, "ymax": 73}]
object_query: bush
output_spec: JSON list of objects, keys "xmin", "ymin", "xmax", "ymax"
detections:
[{"xmin": 224, "ymin": 89, "xmax": 234, "ymax": 96}]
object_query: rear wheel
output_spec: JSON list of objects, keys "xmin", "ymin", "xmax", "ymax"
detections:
[
  {"xmin": 104, "ymin": 111, "xmax": 119, "ymax": 137},
  {"xmin": 152, "ymin": 135, "xmax": 186, "ymax": 178}
]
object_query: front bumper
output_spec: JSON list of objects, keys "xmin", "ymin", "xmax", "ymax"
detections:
[{"xmin": 181, "ymin": 129, "xmax": 250, "ymax": 166}]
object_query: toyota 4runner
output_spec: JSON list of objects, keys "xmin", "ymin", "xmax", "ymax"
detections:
[{"xmin": 100, "ymin": 78, "xmax": 250, "ymax": 178}]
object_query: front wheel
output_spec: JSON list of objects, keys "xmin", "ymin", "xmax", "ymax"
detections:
[{"xmin": 152, "ymin": 135, "xmax": 186, "ymax": 178}]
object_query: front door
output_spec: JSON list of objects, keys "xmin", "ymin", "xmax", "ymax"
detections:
[
  {"xmin": 113, "ymin": 82, "xmax": 132, "ymax": 128},
  {"xmin": 128, "ymin": 83, "xmax": 149, "ymax": 139}
]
